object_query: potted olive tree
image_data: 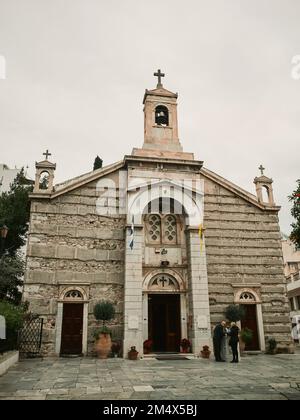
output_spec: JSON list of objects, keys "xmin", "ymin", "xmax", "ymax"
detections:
[
  {"xmin": 93, "ymin": 300, "xmax": 115, "ymax": 359},
  {"xmin": 266, "ymin": 337, "xmax": 277, "ymax": 355},
  {"xmin": 240, "ymin": 328, "xmax": 253, "ymax": 355}
]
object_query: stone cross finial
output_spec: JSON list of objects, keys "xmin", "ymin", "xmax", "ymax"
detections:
[
  {"xmin": 259, "ymin": 164, "xmax": 265, "ymax": 176},
  {"xmin": 154, "ymin": 69, "xmax": 165, "ymax": 88},
  {"xmin": 43, "ymin": 149, "xmax": 52, "ymax": 160}
]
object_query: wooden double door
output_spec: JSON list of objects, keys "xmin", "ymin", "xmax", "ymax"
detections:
[
  {"xmin": 60, "ymin": 303, "xmax": 83, "ymax": 355},
  {"xmin": 148, "ymin": 294, "xmax": 181, "ymax": 352}
]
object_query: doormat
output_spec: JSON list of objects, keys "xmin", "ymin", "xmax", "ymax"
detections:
[{"xmin": 155, "ymin": 356, "xmax": 189, "ymax": 361}]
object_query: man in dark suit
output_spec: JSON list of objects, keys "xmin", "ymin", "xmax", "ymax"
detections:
[{"xmin": 213, "ymin": 321, "xmax": 226, "ymax": 362}]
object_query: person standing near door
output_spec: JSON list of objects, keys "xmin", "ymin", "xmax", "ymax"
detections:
[
  {"xmin": 228, "ymin": 322, "xmax": 240, "ymax": 363},
  {"xmin": 213, "ymin": 321, "xmax": 226, "ymax": 362}
]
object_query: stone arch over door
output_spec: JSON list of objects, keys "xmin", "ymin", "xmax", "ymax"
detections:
[
  {"xmin": 143, "ymin": 269, "xmax": 186, "ymax": 292},
  {"xmin": 234, "ymin": 288, "xmax": 265, "ymax": 351},
  {"xmin": 59, "ymin": 286, "xmax": 88, "ymax": 301},
  {"xmin": 127, "ymin": 179, "xmax": 204, "ymax": 226},
  {"xmin": 55, "ymin": 286, "xmax": 89, "ymax": 356}
]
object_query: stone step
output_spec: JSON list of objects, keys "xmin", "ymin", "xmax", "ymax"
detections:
[{"xmin": 142, "ymin": 352, "xmax": 196, "ymax": 359}]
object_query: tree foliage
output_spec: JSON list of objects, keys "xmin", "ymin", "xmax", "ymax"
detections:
[
  {"xmin": 289, "ymin": 179, "xmax": 300, "ymax": 248},
  {"xmin": 240, "ymin": 328, "xmax": 253, "ymax": 345},
  {"xmin": 0, "ymin": 300, "xmax": 25, "ymax": 332},
  {"xmin": 93, "ymin": 156, "xmax": 103, "ymax": 171},
  {"xmin": 225, "ymin": 304, "xmax": 245, "ymax": 322},
  {"xmin": 93, "ymin": 300, "xmax": 115, "ymax": 322},
  {"xmin": 0, "ymin": 253, "xmax": 24, "ymax": 304},
  {"xmin": 0, "ymin": 168, "xmax": 33, "ymax": 255}
]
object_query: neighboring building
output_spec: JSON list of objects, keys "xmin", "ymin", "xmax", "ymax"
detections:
[
  {"xmin": 23, "ymin": 73, "xmax": 292, "ymax": 357},
  {"xmin": 282, "ymin": 238, "xmax": 300, "ymax": 326},
  {"xmin": 0, "ymin": 164, "xmax": 20, "ymax": 193},
  {"xmin": 0, "ymin": 164, "xmax": 32, "ymax": 194}
]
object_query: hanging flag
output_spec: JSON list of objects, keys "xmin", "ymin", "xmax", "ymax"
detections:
[
  {"xmin": 199, "ymin": 223, "xmax": 204, "ymax": 253},
  {"xmin": 129, "ymin": 215, "xmax": 134, "ymax": 250}
]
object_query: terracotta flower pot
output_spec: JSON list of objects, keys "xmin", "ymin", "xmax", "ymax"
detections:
[
  {"xmin": 95, "ymin": 333, "xmax": 112, "ymax": 359},
  {"xmin": 128, "ymin": 346, "xmax": 139, "ymax": 360},
  {"xmin": 239, "ymin": 339, "xmax": 245, "ymax": 356}
]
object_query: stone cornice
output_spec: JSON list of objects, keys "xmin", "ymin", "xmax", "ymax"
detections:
[
  {"xmin": 143, "ymin": 87, "xmax": 178, "ymax": 104},
  {"xmin": 232, "ymin": 283, "xmax": 262, "ymax": 288},
  {"xmin": 124, "ymin": 154, "xmax": 203, "ymax": 169},
  {"xmin": 125, "ymin": 224, "xmax": 143, "ymax": 229}
]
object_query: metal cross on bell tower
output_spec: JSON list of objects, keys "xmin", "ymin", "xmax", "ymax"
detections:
[
  {"xmin": 43, "ymin": 149, "xmax": 52, "ymax": 160},
  {"xmin": 154, "ymin": 69, "xmax": 165, "ymax": 88},
  {"xmin": 259, "ymin": 164, "xmax": 265, "ymax": 176}
]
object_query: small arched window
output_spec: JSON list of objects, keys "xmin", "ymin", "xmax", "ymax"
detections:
[
  {"xmin": 239, "ymin": 292, "xmax": 256, "ymax": 302},
  {"xmin": 155, "ymin": 105, "xmax": 169, "ymax": 126},
  {"xmin": 64, "ymin": 290, "xmax": 83, "ymax": 300}
]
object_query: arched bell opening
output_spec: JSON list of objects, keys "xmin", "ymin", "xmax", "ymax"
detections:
[
  {"xmin": 155, "ymin": 105, "xmax": 169, "ymax": 126},
  {"xmin": 39, "ymin": 171, "xmax": 50, "ymax": 190}
]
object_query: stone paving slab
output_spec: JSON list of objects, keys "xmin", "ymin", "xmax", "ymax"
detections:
[{"xmin": 0, "ymin": 354, "xmax": 300, "ymax": 400}]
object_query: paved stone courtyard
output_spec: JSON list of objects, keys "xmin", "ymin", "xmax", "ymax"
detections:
[{"xmin": 0, "ymin": 353, "xmax": 300, "ymax": 400}]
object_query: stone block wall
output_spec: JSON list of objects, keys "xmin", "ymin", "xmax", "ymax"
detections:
[
  {"xmin": 23, "ymin": 178, "xmax": 126, "ymax": 355},
  {"xmin": 203, "ymin": 176, "xmax": 291, "ymax": 345}
]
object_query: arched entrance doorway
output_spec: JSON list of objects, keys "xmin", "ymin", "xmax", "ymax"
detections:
[
  {"xmin": 56, "ymin": 288, "xmax": 88, "ymax": 356},
  {"xmin": 235, "ymin": 289, "xmax": 265, "ymax": 351},
  {"xmin": 143, "ymin": 271, "xmax": 188, "ymax": 353}
]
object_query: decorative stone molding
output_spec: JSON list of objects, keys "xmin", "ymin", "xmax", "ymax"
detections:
[
  {"xmin": 58, "ymin": 286, "xmax": 89, "ymax": 302},
  {"xmin": 127, "ymin": 178, "xmax": 204, "ymax": 226},
  {"xmin": 143, "ymin": 268, "xmax": 186, "ymax": 292},
  {"xmin": 234, "ymin": 287, "xmax": 261, "ymax": 304}
]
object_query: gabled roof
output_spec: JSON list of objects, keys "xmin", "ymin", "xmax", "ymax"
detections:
[
  {"xmin": 201, "ymin": 167, "xmax": 280, "ymax": 211},
  {"xmin": 31, "ymin": 155, "xmax": 280, "ymax": 212},
  {"xmin": 143, "ymin": 87, "xmax": 178, "ymax": 104},
  {"xmin": 51, "ymin": 160, "xmax": 124, "ymax": 198}
]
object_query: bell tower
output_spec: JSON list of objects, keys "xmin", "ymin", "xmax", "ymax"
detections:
[{"xmin": 132, "ymin": 70, "xmax": 194, "ymax": 160}]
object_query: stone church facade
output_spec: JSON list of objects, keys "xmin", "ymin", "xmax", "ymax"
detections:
[{"xmin": 23, "ymin": 73, "xmax": 291, "ymax": 357}]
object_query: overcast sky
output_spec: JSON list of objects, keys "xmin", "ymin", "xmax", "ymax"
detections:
[{"xmin": 0, "ymin": 0, "xmax": 299, "ymax": 234}]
